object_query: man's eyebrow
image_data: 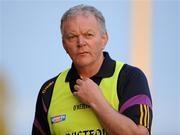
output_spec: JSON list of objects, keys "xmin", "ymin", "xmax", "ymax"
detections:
[
  {"xmin": 83, "ymin": 29, "xmax": 96, "ymax": 33},
  {"xmin": 64, "ymin": 32, "xmax": 77, "ymax": 36}
]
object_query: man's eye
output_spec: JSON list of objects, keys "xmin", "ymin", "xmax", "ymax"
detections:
[
  {"xmin": 65, "ymin": 35, "xmax": 77, "ymax": 41},
  {"xmin": 86, "ymin": 33, "xmax": 94, "ymax": 38},
  {"xmin": 68, "ymin": 36, "xmax": 76, "ymax": 39}
]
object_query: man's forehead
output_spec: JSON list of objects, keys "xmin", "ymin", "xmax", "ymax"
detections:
[
  {"xmin": 62, "ymin": 15, "xmax": 98, "ymax": 31},
  {"xmin": 64, "ymin": 13, "xmax": 97, "ymax": 23}
]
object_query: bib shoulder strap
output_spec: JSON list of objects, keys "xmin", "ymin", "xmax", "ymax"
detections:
[{"xmin": 42, "ymin": 68, "xmax": 70, "ymax": 112}]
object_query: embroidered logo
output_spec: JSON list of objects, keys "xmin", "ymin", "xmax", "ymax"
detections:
[
  {"xmin": 51, "ymin": 114, "xmax": 66, "ymax": 124},
  {"xmin": 42, "ymin": 81, "xmax": 54, "ymax": 94}
]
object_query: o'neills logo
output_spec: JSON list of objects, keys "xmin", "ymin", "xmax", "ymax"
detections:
[
  {"xmin": 65, "ymin": 128, "xmax": 107, "ymax": 135},
  {"xmin": 73, "ymin": 103, "xmax": 90, "ymax": 111}
]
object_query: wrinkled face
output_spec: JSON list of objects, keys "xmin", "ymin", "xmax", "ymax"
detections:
[{"xmin": 62, "ymin": 14, "xmax": 108, "ymax": 68}]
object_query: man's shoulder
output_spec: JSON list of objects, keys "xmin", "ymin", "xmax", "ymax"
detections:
[
  {"xmin": 40, "ymin": 74, "xmax": 60, "ymax": 95},
  {"xmin": 36, "ymin": 74, "xmax": 60, "ymax": 110},
  {"xmin": 39, "ymin": 67, "xmax": 71, "ymax": 94},
  {"xmin": 118, "ymin": 63, "xmax": 151, "ymax": 100},
  {"xmin": 119, "ymin": 63, "xmax": 146, "ymax": 79},
  {"xmin": 117, "ymin": 63, "xmax": 150, "ymax": 98}
]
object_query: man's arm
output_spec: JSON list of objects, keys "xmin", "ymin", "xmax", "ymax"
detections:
[
  {"xmin": 90, "ymin": 90, "xmax": 149, "ymax": 135},
  {"xmin": 32, "ymin": 76, "xmax": 57, "ymax": 135},
  {"xmin": 117, "ymin": 65, "xmax": 153, "ymax": 134},
  {"xmin": 74, "ymin": 78, "xmax": 149, "ymax": 135},
  {"xmin": 32, "ymin": 90, "xmax": 50, "ymax": 135}
]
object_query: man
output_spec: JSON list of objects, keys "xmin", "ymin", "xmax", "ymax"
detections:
[{"xmin": 32, "ymin": 4, "xmax": 153, "ymax": 135}]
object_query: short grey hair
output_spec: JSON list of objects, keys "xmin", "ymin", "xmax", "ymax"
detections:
[{"xmin": 60, "ymin": 4, "xmax": 107, "ymax": 35}]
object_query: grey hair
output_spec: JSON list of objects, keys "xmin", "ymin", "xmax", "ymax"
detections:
[{"xmin": 60, "ymin": 4, "xmax": 107, "ymax": 35}]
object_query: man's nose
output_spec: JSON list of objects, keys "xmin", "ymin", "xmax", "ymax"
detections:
[{"xmin": 77, "ymin": 36, "xmax": 86, "ymax": 47}]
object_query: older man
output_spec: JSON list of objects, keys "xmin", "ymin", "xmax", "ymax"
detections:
[{"xmin": 32, "ymin": 4, "xmax": 152, "ymax": 135}]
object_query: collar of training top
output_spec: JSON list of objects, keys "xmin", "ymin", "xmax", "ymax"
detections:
[{"xmin": 65, "ymin": 52, "xmax": 116, "ymax": 82}]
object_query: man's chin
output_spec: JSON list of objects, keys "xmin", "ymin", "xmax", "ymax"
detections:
[{"xmin": 74, "ymin": 61, "xmax": 91, "ymax": 68}]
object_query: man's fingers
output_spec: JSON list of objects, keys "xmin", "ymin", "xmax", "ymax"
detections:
[
  {"xmin": 73, "ymin": 91, "xmax": 78, "ymax": 96},
  {"xmin": 74, "ymin": 84, "xmax": 79, "ymax": 91},
  {"xmin": 76, "ymin": 77, "xmax": 89, "ymax": 85},
  {"xmin": 76, "ymin": 79, "xmax": 83, "ymax": 85}
]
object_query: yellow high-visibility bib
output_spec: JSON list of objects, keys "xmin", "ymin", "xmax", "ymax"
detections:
[{"xmin": 48, "ymin": 61, "xmax": 124, "ymax": 135}]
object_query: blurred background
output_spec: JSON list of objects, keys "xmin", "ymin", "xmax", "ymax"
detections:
[{"xmin": 0, "ymin": 0, "xmax": 179, "ymax": 134}]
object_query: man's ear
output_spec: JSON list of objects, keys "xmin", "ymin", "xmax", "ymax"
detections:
[
  {"xmin": 62, "ymin": 39, "xmax": 68, "ymax": 54},
  {"xmin": 101, "ymin": 32, "xmax": 109, "ymax": 50}
]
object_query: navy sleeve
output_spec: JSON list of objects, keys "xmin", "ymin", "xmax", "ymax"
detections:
[
  {"xmin": 32, "ymin": 76, "xmax": 58, "ymax": 135},
  {"xmin": 117, "ymin": 64, "xmax": 153, "ymax": 132},
  {"xmin": 32, "ymin": 89, "xmax": 50, "ymax": 135}
]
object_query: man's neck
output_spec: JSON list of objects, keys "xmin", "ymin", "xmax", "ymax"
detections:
[{"xmin": 76, "ymin": 54, "xmax": 104, "ymax": 78}]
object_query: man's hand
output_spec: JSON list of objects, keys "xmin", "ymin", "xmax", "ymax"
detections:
[{"xmin": 73, "ymin": 78, "xmax": 105, "ymax": 106}]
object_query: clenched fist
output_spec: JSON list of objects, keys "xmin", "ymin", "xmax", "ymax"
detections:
[{"xmin": 73, "ymin": 78, "xmax": 106, "ymax": 107}]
